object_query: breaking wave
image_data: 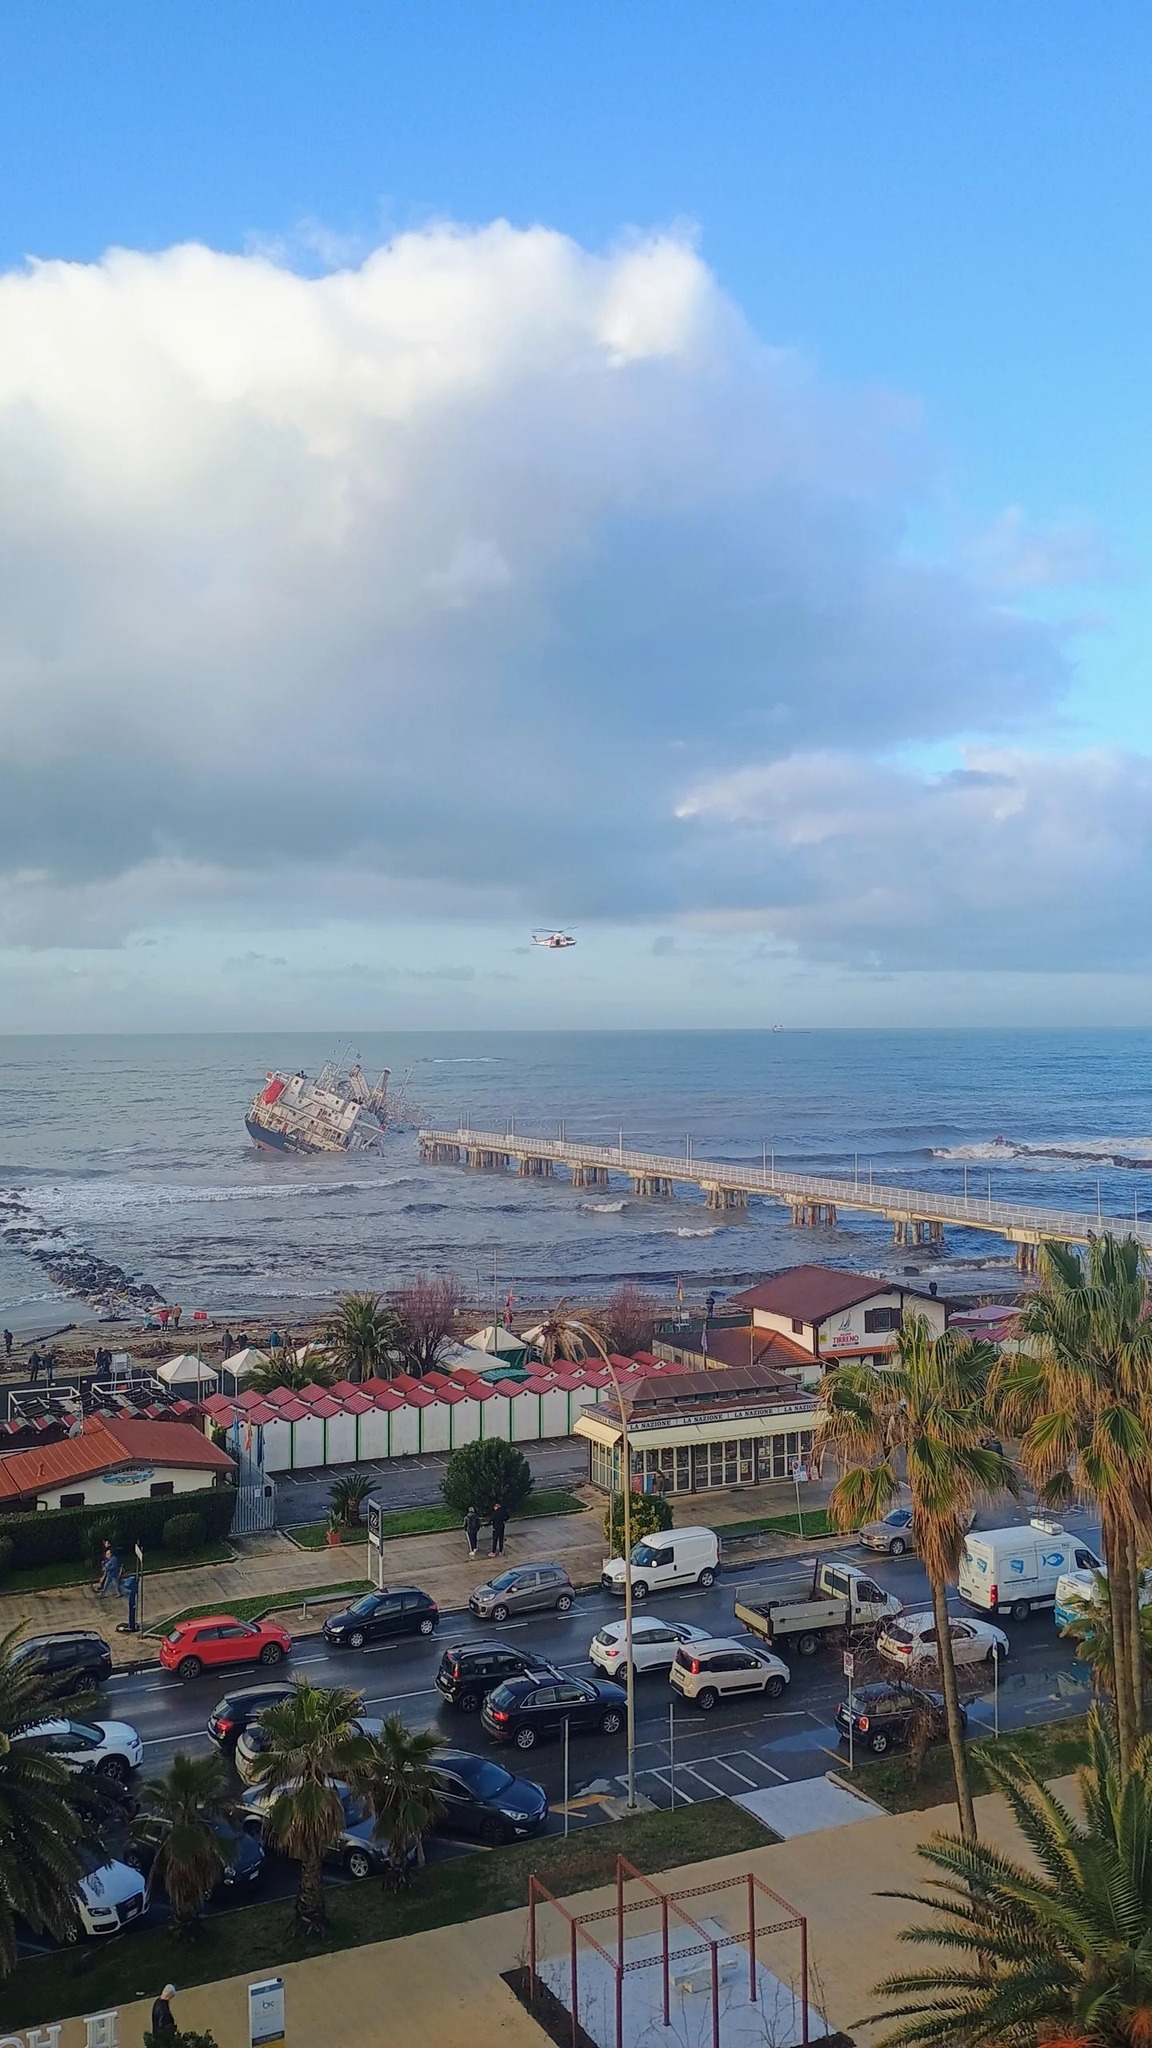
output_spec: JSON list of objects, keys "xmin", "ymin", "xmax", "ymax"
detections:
[{"xmin": 933, "ymin": 1136, "xmax": 1152, "ymax": 1170}]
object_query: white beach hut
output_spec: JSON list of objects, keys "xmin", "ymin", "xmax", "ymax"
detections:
[
  {"xmin": 218, "ymin": 1347, "xmax": 268, "ymax": 1394},
  {"xmin": 156, "ymin": 1352, "xmax": 219, "ymax": 1391}
]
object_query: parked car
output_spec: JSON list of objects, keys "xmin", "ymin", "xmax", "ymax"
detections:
[
  {"xmin": 431, "ymin": 1750, "xmax": 548, "ymax": 1843},
  {"xmin": 601, "ymin": 1526, "xmax": 720, "ymax": 1599},
  {"xmin": 958, "ymin": 1520, "xmax": 1101, "ymax": 1621},
  {"xmin": 481, "ymin": 1673, "xmax": 627, "ymax": 1750},
  {"xmin": 589, "ymin": 1617, "xmax": 712, "ymax": 1680},
  {"xmin": 834, "ymin": 1682, "xmax": 963, "ymax": 1756},
  {"xmin": 11, "ymin": 1630, "xmax": 113, "ymax": 1696},
  {"xmin": 876, "ymin": 1610, "xmax": 1009, "ymax": 1671},
  {"xmin": 159, "ymin": 1614, "xmax": 293, "ymax": 1680},
  {"xmin": 859, "ymin": 1506, "xmax": 975, "ymax": 1556},
  {"xmin": 66, "ymin": 1848, "xmax": 149, "ymax": 1940},
  {"xmin": 468, "ymin": 1564, "xmax": 575, "ymax": 1624},
  {"xmin": 668, "ymin": 1638, "xmax": 791, "ymax": 1712},
  {"xmin": 206, "ymin": 1680, "xmax": 297, "ymax": 1747},
  {"xmin": 435, "ymin": 1642, "xmax": 564, "ymax": 1712},
  {"xmin": 125, "ymin": 1812, "xmax": 265, "ymax": 1893},
  {"xmin": 322, "ymin": 1587, "xmax": 438, "ymax": 1649},
  {"xmin": 241, "ymin": 1780, "xmax": 413, "ymax": 1881},
  {"xmin": 236, "ymin": 1714, "xmax": 383, "ymax": 1786},
  {"xmin": 16, "ymin": 1715, "xmax": 143, "ymax": 1785}
]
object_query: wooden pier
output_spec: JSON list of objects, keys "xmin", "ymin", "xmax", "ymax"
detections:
[{"xmin": 418, "ymin": 1126, "xmax": 1149, "ymax": 1271}]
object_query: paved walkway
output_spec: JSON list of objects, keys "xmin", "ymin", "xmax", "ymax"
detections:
[
  {"xmin": 0, "ymin": 1478, "xmax": 839, "ymax": 1666},
  {"xmin": 45, "ymin": 1777, "xmax": 1063, "ymax": 2048}
]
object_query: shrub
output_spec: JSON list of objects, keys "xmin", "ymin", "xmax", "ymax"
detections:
[
  {"xmin": 604, "ymin": 1490, "xmax": 673, "ymax": 1555},
  {"xmin": 163, "ymin": 1511, "xmax": 206, "ymax": 1553},
  {"xmin": 144, "ymin": 2030, "xmax": 220, "ymax": 2048},
  {"xmin": 0, "ymin": 1533, "xmax": 12, "ymax": 1581},
  {"xmin": 329, "ymin": 1469, "xmax": 374, "ymax": 1525},
  {"xmin": 0, "ymin": 1485, "xmax": 236, "ymax": 1568},
  {"xmin": 441, "ymin": 1438, "xmax": 534, "ymax": 1520}
]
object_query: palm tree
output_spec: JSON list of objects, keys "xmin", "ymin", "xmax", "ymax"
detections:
[
  {"xmin": 130, "ymin": 1750, "xmax": 234, "ymax": 1935},
  {"xmin": 362, "ymin": 1716, "xmax": 445, "ymax": 1883},
  {"xmin": 0, "ymin": 1625, "xmax": 93, "ymax": 1971},
  {"xmin": 816, "ymin": 1315, "xmax": 1016, "ymax": 1843},
  {"xmin": 328, "ymin": 1469, "xmax": 373, "ymax": 1527},
  {"xmin": 247, "ymin": 1345, "xmax": 338, "ymax": 1395},
  {"xmin": 332, "ymin": 1293, "xmax": 402, "ymax": 1382},
  {"xmin": 870, "ymin": 1707, "xmax": 1152, "ymax": 2048},
  {"xmin": 1000, "ymin": 1235, "xmax": 1152, "ymax": 1773},
  {"xmin": 531, "ymin": 1297, "xmax": 606, "ymax": 1366},
  {"xmin": 250, "ymin": 1680, "xmax": 374, "ymax": 1939}
]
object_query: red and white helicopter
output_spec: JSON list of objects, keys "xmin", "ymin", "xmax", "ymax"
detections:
[{"xmin": 532, "ymin": 929, "xmax": 577, "ymax": 949}]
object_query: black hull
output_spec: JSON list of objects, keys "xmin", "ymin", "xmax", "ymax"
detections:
[{"xmin": 245, "ymin": 1115, "xmax": 322, "ymax": 1156}]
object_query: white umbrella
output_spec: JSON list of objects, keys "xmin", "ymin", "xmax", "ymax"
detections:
[{"xmin": 156, "ymin": 1353, "xmax": 219, "ymax": 1387}]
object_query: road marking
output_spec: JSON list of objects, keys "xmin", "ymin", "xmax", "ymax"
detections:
[{"xmin": 644, "ymin": 1767, "xmax": 694, "ymax": 1803}]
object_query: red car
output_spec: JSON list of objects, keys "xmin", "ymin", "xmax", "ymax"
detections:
[{"xmin": 159, "ymin": 1613, "xmax": 293, "ymax": 1681}]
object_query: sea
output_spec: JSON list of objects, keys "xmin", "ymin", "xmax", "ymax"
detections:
[{"xmin": 3, "ymin": 1028, "xmax": 1152, "ymax": 1331}]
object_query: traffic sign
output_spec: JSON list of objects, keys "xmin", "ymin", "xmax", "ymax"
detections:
[
  {"xmin": 790, "ymin": 1459, "xmax": 809, "ymax": 1483},
  {"xmin": 842, "ymin": 1650, "xmax": 855, "ymax": 1679}
]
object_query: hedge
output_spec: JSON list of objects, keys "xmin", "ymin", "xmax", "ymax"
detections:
[{"xmin": 0, "ymin": 1486, "xmax": 237, "ymax": 1567}]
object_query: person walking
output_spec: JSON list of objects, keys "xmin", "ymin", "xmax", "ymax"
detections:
[
  {"xmin": 463, "ymin": 1506, "xmax": 480, "ymax": 1558},
  {"xmin": 96, "ymin": 1543, "xmax": 121, "ymax": 1598},
  {"xmin": 222, "ymin": 1327, "xmax": 234, "ymax": 1356},
  {"xmin": 159, "ymin": 1306, "xmax": 170, "ymax": 1331},
  {"xmin": 150, "ymin": 1985, "xmax": 177, "ymax": 2036},
  {"xmin": 490, "ymin": 1501, "xmax": 507, "ymax": 1557},
  {"xmin": 2, "ymin": 1328, "xmax": 11, "ymax": 1358},
  {"xmin": 171, "ymin": 1305, "xmax": 182, "ymax": 1332},
  {"xmin": 28, "ymin": 1349, "xmax": 40, "ymax": 1385}
]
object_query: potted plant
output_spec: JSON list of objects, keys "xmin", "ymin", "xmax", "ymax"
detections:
[{"xmin": 325, "ymin": 1510, "xmax": 342, "ymax": 1548}]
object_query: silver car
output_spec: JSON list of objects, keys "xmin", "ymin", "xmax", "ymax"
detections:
[{"xmin": 468, "ymin": 1564, "xmax": 575, "ymax": 1623}]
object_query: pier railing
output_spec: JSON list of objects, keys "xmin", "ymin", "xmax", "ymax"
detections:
[{"xmin": 418, "ymin": 1126, "xmax": 1151, "ymax": 1250}]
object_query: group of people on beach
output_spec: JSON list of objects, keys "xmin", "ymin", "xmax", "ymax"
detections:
[
  {"xmin": 25, "ymin": 1347, "xmax": 57, "ymax": 1385},
  {"xmin": 156, "ymin": 1304, "xmax": 183, "ymax": 1331}
]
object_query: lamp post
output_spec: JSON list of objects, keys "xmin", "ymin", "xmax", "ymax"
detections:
[{"xmin": 601, "ymin": 1352, "xmax": 637, "ymax": 1811}]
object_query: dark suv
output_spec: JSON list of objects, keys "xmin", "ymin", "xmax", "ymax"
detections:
[
  {"xmin": 206, "ymin": 1680, "xmax": 296, "ymax": 1747},
  {"xmin": 835, "ymin": 1681, "xmax": 964, "ymax": 1756},
  {"xmin": 12, "ymin": 1631, "xmax": 113, "ymax": 1696},
  {"xmin": 435, "ymin": 1642, "xmax": 563, "ymax": 1713}
]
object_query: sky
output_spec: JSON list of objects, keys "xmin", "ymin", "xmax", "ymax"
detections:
[{"xmin": 1, "ymin": 2, "xmax": 1150, "ymax": 1031}]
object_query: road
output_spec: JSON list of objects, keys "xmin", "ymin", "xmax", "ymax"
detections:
[{"xmin": 272, "ymin": 1439, "xmax": 588, "ymax": 1527}]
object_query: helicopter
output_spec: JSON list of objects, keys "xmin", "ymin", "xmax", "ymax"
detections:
[{"xmin": 532, "ymin": 930, "xmax": 577, "ymax": 949}]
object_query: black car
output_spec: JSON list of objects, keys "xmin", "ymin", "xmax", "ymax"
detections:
[
  {"xmin": 431, "ymin": 1750, "xmax": 548, "ymax": 1843},
  {"xmin": 206, "ymin": 1681, "xmax": 296, "ymax": 1746},
  {"xmin": 481, "ymin": 1674, "xmax": 627, "ymax": 1750},
  {"xmin": 323, "ymin": 1586, "xmax": 439, "ymax": 1649},
  {"xmin": 834, "ymin": 1681, "xmax": 965, "ymax": 1756},
  {"xmin": 12, "ymin": 1631, "xmax": 112, "ymax": 1696},
  {"xmin": 435, "ymin": 1642, "xmax": 564, "ymax": 1713},
  {"xmin": 242, "ymin": 1781, "xmax": 412, "ymax": 1881},
  {"xmin": 125, "ymin": 1813, "xmax": 265, "ymax": 1894}
]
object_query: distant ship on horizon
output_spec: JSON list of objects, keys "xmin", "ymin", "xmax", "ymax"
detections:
[{"xmin": 245, "ymin": 1056, "xmax": 404, "ymax": 1154}]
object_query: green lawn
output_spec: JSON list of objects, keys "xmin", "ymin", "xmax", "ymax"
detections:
[
  {"xmin": 846, "ymin": 1713, "xmax": 1091, "ymax": 1814},
  {"xmin": 286, "ymin": 1487, "xmax": 587, "ymax": 1549},
  {"xmin": 722, "ymin": 1508, "xmax": 834, "ymax": 1540},
  {"xmin": 3, "ymin": 1800, "xmax": 770, "ymax": 2027},
  {"xmin": 148, "ymin": 1578, "xmax": 371, "ymax": 1633},
  {"xmin": 0, "ymin": 1543, "xmax": 234, "ymax": 1594}
]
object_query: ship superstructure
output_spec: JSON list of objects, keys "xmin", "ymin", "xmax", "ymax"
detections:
[{"xmin": 245, "ymin": 1058, "xmax": 396, "ymax": 1154}]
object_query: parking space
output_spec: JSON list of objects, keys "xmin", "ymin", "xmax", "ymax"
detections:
[{"xmin": 635, "ymin": 1745, "xmax": 787, "ymax": 1807}]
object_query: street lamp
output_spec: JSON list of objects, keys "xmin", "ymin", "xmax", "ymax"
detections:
[{"xmin": 600, "ymin": 1351, "xmax": 637, "ymax": 1811}]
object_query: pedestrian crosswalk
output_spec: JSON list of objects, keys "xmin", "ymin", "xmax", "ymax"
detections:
[{"xmin": 633, "ymin": 1747, "xmax": 787, "ymax": 1808}]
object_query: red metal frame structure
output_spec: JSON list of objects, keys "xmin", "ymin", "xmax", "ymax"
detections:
[{"xmin": 527, "ymin": 1855, "xmax": 811, "ymax": 2048}]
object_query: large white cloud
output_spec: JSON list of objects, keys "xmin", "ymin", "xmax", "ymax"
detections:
[{"xmin": 0, "ymin": 220, "xmax": 1097, "ymax": 964}]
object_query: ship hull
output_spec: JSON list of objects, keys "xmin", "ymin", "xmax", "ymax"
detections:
[{"xmin": 245, "ymin": 1115, "xmax": 321, "ymax": 1156}]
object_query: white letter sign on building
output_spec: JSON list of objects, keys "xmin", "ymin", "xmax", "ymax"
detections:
[{"xmin": 0, "ymin": 2010, "xmax": 117, "ymax": 2048}]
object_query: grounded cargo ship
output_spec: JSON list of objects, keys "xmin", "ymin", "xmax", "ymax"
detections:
[{"xmin": 245, "ymin": 1059, "xmax": 397, "ymax": 1154}]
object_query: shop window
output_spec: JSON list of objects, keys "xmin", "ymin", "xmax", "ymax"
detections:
[
  {"xmin": 59, "ymin": 1492, "xmax": 85, "ymax": 1508},
  {"xmin": 864, "ymin": 1306, "xmax": 902, "ymax": 1334},
  {"xmin": 150, "ymin": 1480, "xmax": 175, "ymax": 1498}
]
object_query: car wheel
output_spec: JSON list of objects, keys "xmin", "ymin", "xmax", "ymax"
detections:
[
  {"xmin": 479, "ymin": 1816, "xmax": 506, "ymax": 1846},
  {"xmin": 764, "ymin": 1675, "xmax": 786, "ymax": 1700},
  {"xmin": 259, "ymin": 1643, "xmax": 284, "ymax": 1665},
  {"xmin": 888, "ymin": 1538, "xmax": 907, "ymax": 1557},
  {"xmin": 97, "ymin": 1755, "xmax": 130, "ymax": 1786},
  {"xmin": 869, "ymin": 1730, "xmax": 891, "ymax": 1755},
  {"xmin": 555, "ymin": 1592, "xmax": 574, "ymax": 1613},
  {"xmin": 600, "ymin": 1708, "xmax": 623, "ymax": 1736},
  {"xmin": 632, "ymin": 1581, "xmax": 649, "ymax": 1601},
  {"xmin": 419, "ymin": 1616, "xmax": 436, "ymax": 1635},
  {"xmin": 698, "ymin": 1568, "xmax": 715, "ymax": 1589},
  {"xmin": 986, "ymin": 1644, "xmax": 1006, "ymax": 1665},
  {"xmin": 348, "ymin": 1629, "xmax": 367, "ymax": 1650},
  {"xmin": 177, "ymin": 1655, "xmax": 202, "ymax": 1680},
  {"xmin": 514, "ymin": 1724, "xmax": 537, "ymax": 1750},
  {"xmin": 491, "ymin": 1604, "xmax": 511, "ymax": 1624},
  {"xmin": 457, "ymin": 1691, "xmax": 481, "ymax": 1713},
  {"xmin": 795, "ymin": 1632, "xmax": 820, "ymax": 1657},
  {"xmin": 1010, "ymin": 1600, "xmax": 1031, "ymax": 1624},
  {"xmin": 346, "ymin": 1847, "xmax": 373, "ymax": 1880},
  {"xmin": 695, "ymin": 1687, "xmax": 719, "ymax": 1712}
]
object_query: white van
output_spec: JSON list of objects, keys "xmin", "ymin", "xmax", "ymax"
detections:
[
  {"xmin": 601, "ymin": 1526, "xmax": 720, "ymax": 1599},
  {"xmin": 1054, "ymin": 1564, "xmax": 1152, "ymax": 1632},
  {"xmin": 958, "ymin": 1520, "xmax": 1101, "ymax": 1621}
]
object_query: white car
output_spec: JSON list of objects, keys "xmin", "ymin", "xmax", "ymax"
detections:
[
  {"xmin": 18, "ymin": 1716, "xmax": 144, "ymax": 1785},
  {"xmin": 70, "ymin": 1849, "xmax": 149, "ymax": 1939},
  {"xmin": 877, "ymin": 1611, "xmax": 1009, "ymax": 1672},
  {"xmin": 589, "ymin": 1617, "xmax": 712, "ymax": 1679}
]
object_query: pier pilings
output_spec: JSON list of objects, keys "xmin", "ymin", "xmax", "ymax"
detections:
[
  {"xmin": 790, "ymin": 1200, "xmax": 837, "ymax": 1228},
  {"xmin": 518, "ymin": 1156, "xmax": 554, "ymax": 1178},
  {"xmin": 704, "ymin": 1186, "xmax": 749, "ymax": 1211},
  {"xmin": 571, "ymin": 1166, "xmax": 611, "ymax": 1188},
  {"xmin": 890, "ymin": 1218, "xmax": 944, "ymax": 1249},
  {"xmin": 632, "ymin": 1175, "xmax": 675, "ymax": 1198}
]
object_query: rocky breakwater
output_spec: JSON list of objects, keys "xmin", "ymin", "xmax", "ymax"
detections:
[{"xmin": 0, "ymin": 1192, "xmax": 164, "ymax": 1316}]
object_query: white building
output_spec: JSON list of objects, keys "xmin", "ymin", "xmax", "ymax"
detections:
[
  {"xmin": 729, "ymin": 1265, "xmax": 947, "ymax": 1370},
  {"xmin": 0, "ymin": 1414, "xmax": 236, "ymax": 1512}
]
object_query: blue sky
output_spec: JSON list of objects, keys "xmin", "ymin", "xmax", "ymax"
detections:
[{"xmin": 0, "ymin": 4, "xmax": 1149, "ymax": 1028}]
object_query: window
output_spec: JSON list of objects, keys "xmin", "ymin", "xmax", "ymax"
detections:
[
  {"xmin": 864, "ymin": 1306, "xmax": 902, "ymax": 1334},
  {"xmin": 150, "ymin": 1481, "xmax": 174, "ymax": 1498},
  {"xmin": 59, "ymin": 1492, "xmax": 85, "ymax": 1508},
  {"xmin": 791, "ymin": 1318, "xmax": 803, "ymax": 1334}
]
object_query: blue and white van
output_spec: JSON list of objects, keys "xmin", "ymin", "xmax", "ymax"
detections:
[
  {"xmin": 957, "ymin": 1520, "xmax": 1101, "ymax": 1621},
  {"xmin": 1054, "ymin": 1564, "xmax": 1152, "ymax": 1632}
]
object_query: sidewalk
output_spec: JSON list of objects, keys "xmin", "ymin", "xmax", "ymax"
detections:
[{"xmin": 0, "ymin": 1479, "xmax": 840, "ymax": 1667}]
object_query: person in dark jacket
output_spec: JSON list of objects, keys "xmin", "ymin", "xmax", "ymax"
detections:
[
  {"xmin": 151, "ymin": 1984, "xmax": 177, "ymax": 2035},
  {"xmin": 463, "ymin": 1506, "xmax": 480, "ymax": 1557},
  {"xmin": 490, "ymin": 1501, "xmax": 507, "ymax": 1556}
]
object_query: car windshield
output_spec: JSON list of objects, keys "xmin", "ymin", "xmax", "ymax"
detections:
[
  {"xmin": 883, "ymin": 1625, "xmax": 914, "ymax": 1647},
  {"xmin": 67, "ymin": 1722, "xmax": 102, "ymax": 1743},
  {"xmin": 884, "ymin": 1510, "xmax": 912, "ymax": 1527},
  {"xmin": 448, "ymin": 1756, "xmax": 514, "ymax": 1798},
  {"xmin": 488, "ymin": 1572, "xmax": 519, "ymax": 1591},
  {"xmin": 593, "ymin": 1629, "xmax": 617, "ymax": 1647},
  {"xmin": 348, "ymin": 1596, "xmax": 380, "ymax": 1617},
  {"xmin": 631, "ymin": 1542, "xmax": 662, "ymax": 1566},
  {"xmin": 487, "ymin": 1683, "xmax": 517, "ymax": 1708}
]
